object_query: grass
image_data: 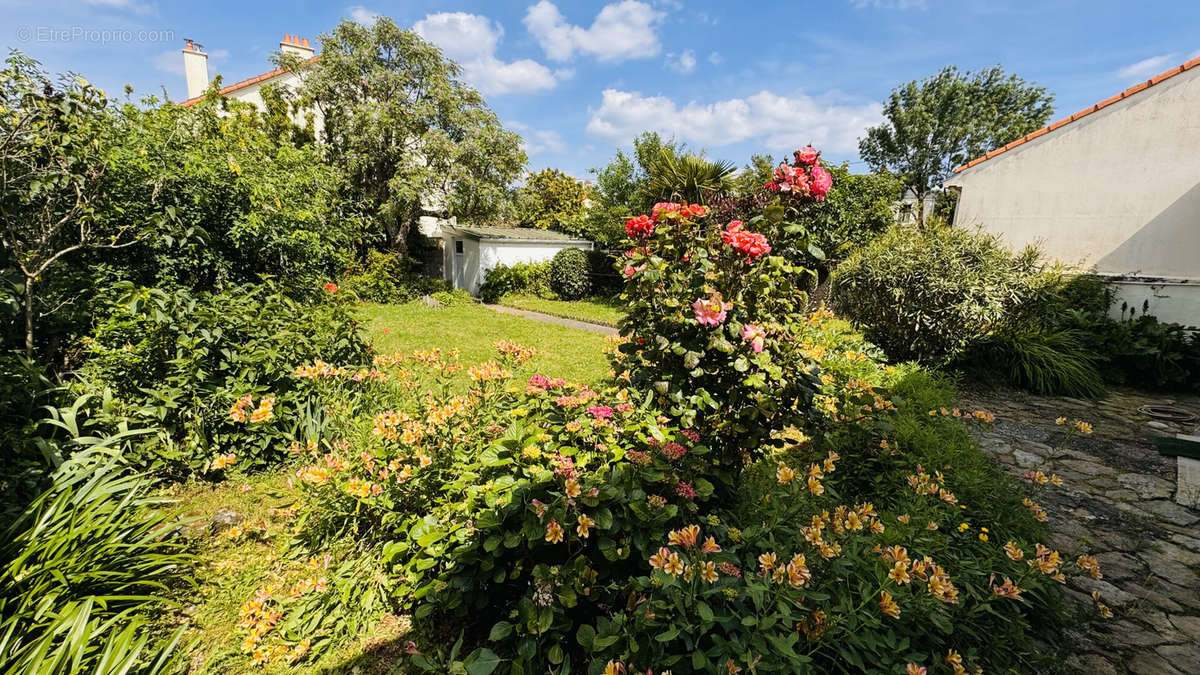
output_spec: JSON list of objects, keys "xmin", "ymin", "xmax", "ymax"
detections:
[
  {"xmin": 497, "ymin": 294, "xmax": 626, "ymax": 327},
  {"xmin": 360, "ymin": 300, "xmax": 613, "ymax": 384}
]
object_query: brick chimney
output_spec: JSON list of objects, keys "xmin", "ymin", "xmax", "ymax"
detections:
[
  {"xmin": 182, "ymin": 39, "xmax": 209, "ymax": 98},
  {"xmin": 279, "ymin": 34, "xmax": 315, "ymax": 59}
]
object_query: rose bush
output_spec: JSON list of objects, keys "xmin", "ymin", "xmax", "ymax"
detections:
[{"xmin": 615, "ymin": 152, "xmax": 834, "ymax": 467}]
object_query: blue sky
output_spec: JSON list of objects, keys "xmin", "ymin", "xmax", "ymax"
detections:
[{"xmin": 4, "ymin": 0, "xmax": 1200, "ymax": 178}]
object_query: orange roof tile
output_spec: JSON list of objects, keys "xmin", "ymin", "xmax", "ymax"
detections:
[
  {"xmin": 179, "ymin": 55, "xmax": 318, "ymax": 107},
  {"xmin": 954, "ymin": 54, "xmax": 1200, "ymax": 172}
]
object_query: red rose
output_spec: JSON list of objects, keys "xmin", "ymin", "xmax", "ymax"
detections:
[
  {"xmin": 625, "ymin": 214, "xmax": 655, "ymax": 238},
  {"xmin": 810, "ymin": 165, "xmax": 833, "ymax": 200},
  {"xmin": 323, "ymin": 282, "xmax": 339, "ymax": 293}
]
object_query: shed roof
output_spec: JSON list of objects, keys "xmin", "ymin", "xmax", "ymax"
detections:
[
  {"xmin": 954, "ymin": 53, "xmax": 1200, "ymax": 173},
  {"xmin": 447, "ymin": 225, "xmax": 591, "ymax": 243}
]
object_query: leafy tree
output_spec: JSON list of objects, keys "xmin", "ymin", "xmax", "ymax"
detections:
[
  {"xmin": 514, "ymin": 168, "xmax": 589, "ymax": 231},
  {"xmin": 0, "ymin": 54, "xmax": 151, "ymax": 357},
  {"xmin": 286, "ymin": 17, "xmax": 526, "ymax": 252},
  {"xmin": 732, "ymin": 153, "xmax": 775, "ymax": 197},
  {"xmin": 858, "ymin": 65, "xmax": 1053, "ymax": 226}
]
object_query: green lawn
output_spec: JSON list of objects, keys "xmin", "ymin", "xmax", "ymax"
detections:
[
  {"xmin": 497, "ymin": 294, "xmax": 626, "ymax": 327},
  {"xmin": 360, "ymin": 301, "xmax": 612, "ymax": 383}
]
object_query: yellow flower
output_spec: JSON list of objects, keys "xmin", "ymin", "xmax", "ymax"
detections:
[
  {"xmin": 897, "ymin": 514, "xmax": 910, "ymax": 524},
  {"xmin": 701, "ymin": 536, "xmax": 722, "ymax": 553},
  {"xmin": 807, "ymin": 475, "xmax": 824, "ymax": 496},
  {"xmin": 668, "ymin": 524, "xmax": 701, "ymax": 548},
  {"xmin": 776, "ymin": 463, "xmax": 797, "ymax": 484},
  {"xmin": 1074, "ymin": 420, "xmax": 1093, "ymax": 435},
  {"xmin": 945, "ymin": 649, "xmax": 965, "ymax": 675},
  {"xmin": 906, "ymin": 664, "xmax": 927, "ymax": 675},
  {"xmin": 545, "ymin": 519, "xmax": 564, "ymax": 544},
  {"xmin": 888, "ymin": 561, "xmax": 912, "ymax": 585},
  {"xmin": 1076, "ymin": 554, "xmax": 1103, "ymax": 580},
  {"xmin": 1004, "ymin": 541, "xmax": 1024, "ymax": 561},
  {"xmin": 978, "ymin": 533, "xmax": 989, "ymax": 542},
  {"xmin": 603, "ymin": 660, "xmax": 625, "ymax": 675},
  {"xmin": 649, "ymin": 546, "xmax": 671, "ymax": 570},
  {"xmin": 663, "ymin": 552, "xmax": 684, "ymax": 576},
  {"xmin": 576, "ymin": 514, "xmax": 595, "ymax": 539},
  {"xmin": 878, "ymin": 590, "xmax": 901, "ymax": 619},
  {"xmin": 564, "ymin": 478, "xmax": 581, "ymax": 498},
  {"xmin": 957, "ymin": 522, "xmax": 970, "ymax": 532},
  {"xmin": 758, "ymin": 552, "xmax": 778, "ymax": 574},
  {"xmin": 700, "ymin": 560, "xmax": 719, "ymax": 583},
  {"xmin": 1055, "ymin": 416, "xmax": 1066, "ymax": 425}
]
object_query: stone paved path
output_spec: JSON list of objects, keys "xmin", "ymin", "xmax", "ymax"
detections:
[
  {"xmin": 484, "ymin": 304, "xmax": 618, "ymax": 335},
  {"xmin": 958, "ymin": 387, "xmax": 1200, "ymax": 675}
]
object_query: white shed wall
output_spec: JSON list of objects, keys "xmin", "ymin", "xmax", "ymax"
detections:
[{"xmin": 443, "ymin": 238, "xmax": 593, "ymax": 296}]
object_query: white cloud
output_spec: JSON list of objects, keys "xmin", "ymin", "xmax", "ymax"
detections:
[
  {"xmin": 346, "ymin": 5, "xmax": 380, "ymax": 24},
  {"xmin": 507, "ymin": 120, "xmax": 568, "ymax": 155},
  {"xmin": 1115, "ymin": 54, "xmax": 1176, "ymax": 81},
  {"xmin": 586, "ymin": 88, "xmax": 882, "ymax": 154},
  {"xmin": 523, "ymin": 0, "xmax": 665, "ymax": 63},
  {"xmin": 849, "ymin": 0, "xmax": 927, "ymax": 8},
  {"xmin": 413, "ymin": 12, "xmax": 556, "ymax": 96},
  {"xmin": 707, "ymin": 51, "xmax": 723, "ymax": 65},
  {"xmin": 665, "ymin": 49, "xmax": 696, "ymax": 73}
]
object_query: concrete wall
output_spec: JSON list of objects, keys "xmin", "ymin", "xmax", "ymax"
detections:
[
  {"xmin": 947, "ymin": 66, "xmax": 1200, "ymax": 326},
  {"xmin": 444, "ymin": 238, "xmax": 593, "ymax": 296}
]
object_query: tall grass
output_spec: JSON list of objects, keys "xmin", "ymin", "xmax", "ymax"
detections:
[{"xmin": 0, "ymin": 427, "xmax": 194, "ymax": 673}]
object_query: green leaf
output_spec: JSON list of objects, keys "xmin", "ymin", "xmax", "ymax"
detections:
[
  {"xmin": 464, "ymin": 648, "xmax": 502, "ymax": 675},
  {"xmin": 576, "ymin": 623, "xmax": 596, "ymax": 650},
  {"xmin": 488, "ymin": 621, "xmax": 513, "ymax": 641}
]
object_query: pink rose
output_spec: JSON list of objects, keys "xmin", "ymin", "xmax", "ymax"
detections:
[
  {"xmin": 741, "ymin": 324, "xmax": 766, "ymax": 353},
  {"xmin": 586, "ymin": 405, "xmax": 614, "ymax": 419},
  {"xmin": 692, "ymin": 293, "xmax": 731, "ymax": 327},
  {"xmin": 810, "ymin": 166, "xmax": 832, "ymax": 199},
  {"xmin": 795, "ymin": 145, "xmax": 819, "ymax": 165}
]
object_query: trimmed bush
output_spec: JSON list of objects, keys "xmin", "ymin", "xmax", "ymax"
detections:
[
  {"xmin": 479, "ymin": 261, "xmax": 553, "ymax": 303},
  {"xmin": 549, "ymin": 247, "xmax": 592, "ymax": 300},
  {"xmin": 831, "ymin": 225, "xmax": 1055, "ymax": 364}
]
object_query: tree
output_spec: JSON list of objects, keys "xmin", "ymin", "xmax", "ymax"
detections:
[
  {"xmin": 0, "ymin": 54, "xmax": 148, "ymax": 357},
  {"xmin": 858, "ymin": 65, "xmax": 1053, "ymax": 226},
  {"xmin": 287, "ymin": 17, "xmax": 526, "ymax": 251},
  {"xmin": 514, "ymin": 168, "xmax": 589, "ymax": 231}
]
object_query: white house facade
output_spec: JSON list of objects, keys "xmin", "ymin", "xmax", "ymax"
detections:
[
  {"xmin": 945, "ymin": 56, "xmax": 1200, "ymax": 326},
  {"xmin": 441, "ymin": 225, "xmax": 593, "ymax": 296}
]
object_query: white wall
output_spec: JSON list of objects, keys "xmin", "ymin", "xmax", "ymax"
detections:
[
  {"xmin": 445, "ymin": 239, "xmax": 592, "ymax": 296},
  {"xmin": 948, "ymin": 66, "xmax": 1200, "ymax": 325}
]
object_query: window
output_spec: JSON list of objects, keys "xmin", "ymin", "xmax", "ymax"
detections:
[{"xmin": 454, "ymin": 240, "xmax": 464, "ymax": 254}]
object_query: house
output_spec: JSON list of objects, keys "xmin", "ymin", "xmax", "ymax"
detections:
[
  {"xmin": 945, "ymin": 55, "xmax": 1200, "ymax": 326},
  {"xmin": 178, "ymin": 35, "xmax": 450, "ymax": 242},
  {"xmin": 440, "ymin": 225, "xmax": 593, "ymax": 296}
]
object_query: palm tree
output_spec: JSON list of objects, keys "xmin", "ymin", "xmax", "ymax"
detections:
[{"xmin": 640, "ymin": 147, "xmax": 736, "ymax": 205}]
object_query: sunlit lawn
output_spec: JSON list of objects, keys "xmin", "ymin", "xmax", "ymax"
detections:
[
  {"xmin": 360, "ymin": 301, "xmax": 612, "ymax": 384},
  {"xmin": 497, "ymin": 293, "xmax": 625, "ymax": 327}
]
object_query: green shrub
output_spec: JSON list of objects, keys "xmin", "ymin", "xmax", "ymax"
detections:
[
  {"xmin": 831, "ymin": 225, "xmax": 1056, "ymax": 364},
  {"xmin": 74, "ymin": 282, "xmax": 369, "ymax": 476},
  {"xmin": 430, "ymin": 288, "xmax": 475, "ymax": 307},
  {"xmin": 336, "ymin": 251, "xmax": 451, "ymax": 304},
  {"xmin": 0, "ymin": 438, "xmax": 194, "ymax": 673},
  {"xmin": 968, "ymin": 328, "xmax": 1107, "ymax": 398},
  {"xmin": 479, "ymin": 261, "xmax": 553, "ymax": 303},
  {"xmin": 548, "ymin": 248, "xmax": 592, "ymax": 301}
]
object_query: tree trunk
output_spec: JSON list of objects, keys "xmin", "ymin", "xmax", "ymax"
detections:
[
  {"xmin": 23, "ymin": 275, "xmax": 34, "ymax": 359},
  {"xmin": 915, "ymin": 191, "xmax": 926, "ymax": 229}
]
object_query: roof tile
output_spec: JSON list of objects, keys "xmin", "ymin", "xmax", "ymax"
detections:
[{"xmin": 955, "ymin": 53, "xmax": 1200, "ymax": 172}]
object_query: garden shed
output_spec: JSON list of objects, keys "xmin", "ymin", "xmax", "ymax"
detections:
[
  {"xmin": 440, "ymin": 225, "xmax": 593, "ymax": 296},
  {"xmin": 945, "ymin": 55, "xmax": 1200, "ymax": 326}
]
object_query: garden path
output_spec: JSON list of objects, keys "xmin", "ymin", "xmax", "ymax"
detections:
[
  {"xmin": 484, "ymin": 304, "xmax": 619, "ymax": 335},
  {"xmin": 959, "ymin": 388, "xmax": 1200, "ymax": 675}
]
